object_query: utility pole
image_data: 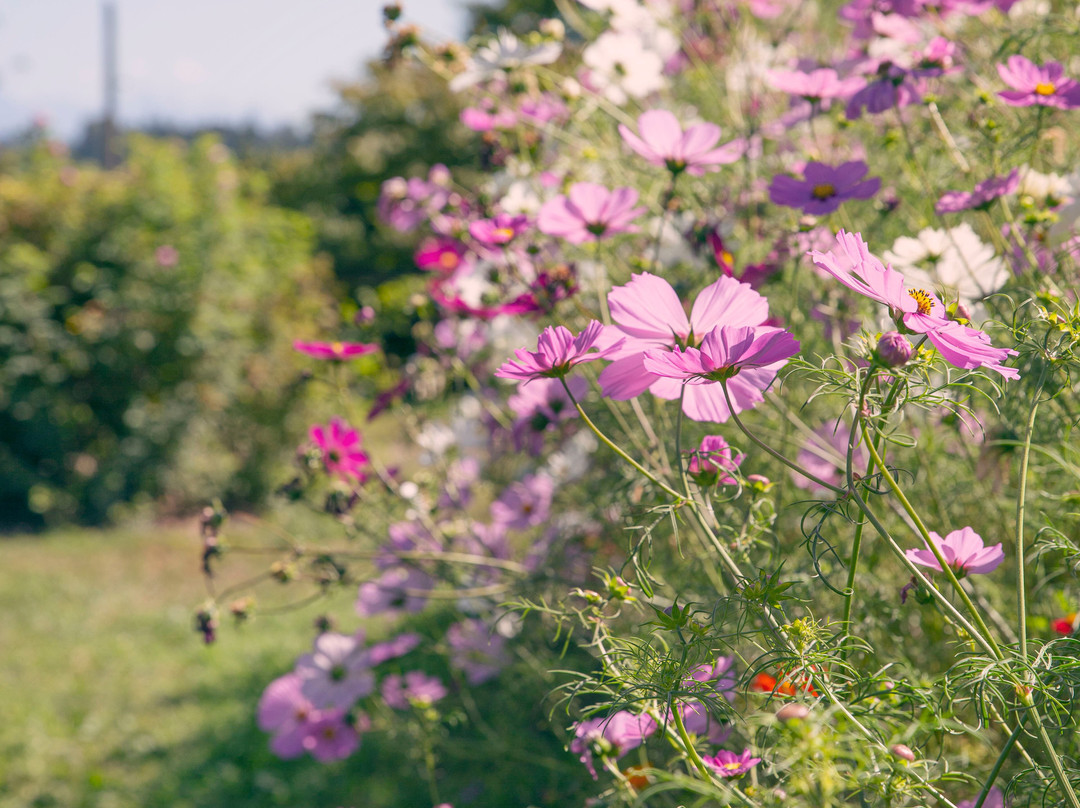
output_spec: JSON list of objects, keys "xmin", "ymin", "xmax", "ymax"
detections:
[{"xmin": 102, "ymin": 2, "xmax": 118, "ymax": 167}]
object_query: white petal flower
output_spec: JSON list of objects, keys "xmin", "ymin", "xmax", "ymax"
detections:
[
  {"xmin": 582, "ymin": 30, "xmax": 666, "ymax": 105},
  {"xmin": 884, "ymin": 224, "xmax": 1009, "ymax": 306},
  {"xmin": 451, "ymin": 29, "xmax": 562, "ymax": 91}
]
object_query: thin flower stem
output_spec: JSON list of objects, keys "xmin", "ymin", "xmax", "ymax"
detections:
[
  {"xmin": 972, "ymin": 720, "xmax": 1023, "ymax": 808},
  {"xmin": 1016, "ymin": 364, "xmax": 1048, "ymax": 662},
  {"xmin": 560, "ymin": 378, "xmax": 684, "ymax": 500},
  {"xmin": 671, "ymin": 704, "xmax": 715, "ymax": 781},
  {"xmin": 858, "ymin": 420, "xmax": 1004, "ymax": 658},
  {"xmin": 721, "ymin": 381, "xmax": 846, "ymax": 495}
]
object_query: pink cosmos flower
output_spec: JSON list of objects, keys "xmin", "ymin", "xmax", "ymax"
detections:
[
  {"xmin": 597, "ymin": 273, "xmax": 778, "ymax": 423},
  {"xmin": 258, "ymin": 673, "xmax": 318, "ymax": 759},
  {"xmin": 845, "ymin": 60, "xmax": 923, "ymax": 120},
  {"xmin": 936, "ymin": 169, "xmax": 1020, "ymax": 214},
  {"xmin": 310, "ymin": 418, "xmax": 370, "ymax": 482},
  {"xmin": 301, "ymin": 709, "xmax": 364, "ymax": 762},
  {"xmin": 446, "ymin": 619, "xmax": 510, "ymax": 685},
  {"xmin": 685, "ymin": 656, "xmax": 738, "ymax": 700},
  {"xmin": 507, "ymin": 376, "xmax": 585, "ymax": 452},
  {"xmin": 702, "ymin": 748, "xmax": 762, "ymax": 777},
  {"xmin": 570, "ymin": 711, "xmax": 658, "ymax": 779},
  {"xmin": 769, "ymin": 161, "xmax": 880, "ymax": 215},
  {"xmin": 998, "ymin": 55, "xmax": 1080, "ymax": 109},
  {"xmin": 643, "ymin": 324, "xmax": 800, "ymax": 392},
  {"xmin": 687, "ymin": 435, "xmax": 744, "ymax": 486},
  {"xmin": 293, "ymin": 340, "xmax": 379, "ymax": 360},
  {"xmin": 537, "ymin": 182, "xmax": 645, "ymax": 243},
  {"xmin": 617, "ymin": 109, "xmax": 742, "ymax": 175},
  {"xmin": 495, "ymin": 321, "xmax": 621, "ymax": 382},
  {"xmin": 460, "ymin": 105, "xmax": 517, "ymax": 132},
  {"xmin": 468, "ymin": 213, "xmax": 530, "ymax": 247},
  {"xmin": 295, "ymin": 632, "xmax": 376, "ymax": 709},
  {"xmin": 794, "ymin": 422, "xmax": 868, "ymax": 493},
  {"xmin": 381, "ymin": 671, "xmax": 448, "ymax": 709},
  {"xmin": 355, "ymin": 566, "xmax": 434, "ymax": 617},
  {"xmin": 809, "ymin": 230, "xmax": 1019, "ymax": 379},
  {"xmin": 905, "ymin": 526, "xmax": 1005, "ymax": 576},
  {"xmin": 767, "ymin": 68, "xmax": 863, "ymax": 102},
  {"xmin": 415, "ymin": 236, "xmax": 468, "ymax": 274},
  {"xmin": 366, "ymin": 631, "xmax": 422, "ymax": 665}
]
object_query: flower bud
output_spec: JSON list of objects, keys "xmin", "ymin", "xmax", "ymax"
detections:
[
  {"xmin": 876, "ymin": 332, "xmax": 914, "ymax": 367},
  {"xmin": 891, "ymin": 743, "xmax": 916, "ymax": 762}
]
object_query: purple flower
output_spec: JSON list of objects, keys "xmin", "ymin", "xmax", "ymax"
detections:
[
  {"xmin": 446, "ymin": 619, "xmax": 510, "ymax": 685},
  {"xmin": 687, "ymin": 436, "xmax": 744, "ymax": 486},
  {"xmin": 367, "ymin": 632, "xmax": 422, "ymax": 665},
  {"xmin": 570, "ymin": 711, "xmax": 658, "ymax": 778},
  {"xmin": 309, "ymin": 418, "xmax": 370, "ymax": 483},
  {"xmin": 460, "ymin": 105, "xmax": 517, "ymax": 132},
  {"xmin": 495, "ymin": 321, "xmax": 622, "ymax": 382},
  {"xmin": 293, "ymin": 340, "xmax": 379, "ymax": 361},
  {"xmin": 702, "ymin": 748, "xmax": 762, "ymax": 777},
  {"xmin": 905, "ymin": 526, "xmax": 1005, "ymax": 577},
  {"xmin": 959, "ymin": 787, "xmax": 1005, "ymax": 808},
  {"xmin": 301, "ymin": 709, "xmax": 364, "ymax": 762},
  {"xmin": 769, "ymin": 161, "xmax": 880, "ymax": 215},
  {"xmin": 845, "ymin": 61, "xmax": 923, "ymax": 120},
  {"xmin": 507, "ymin": 376, "xmax": 585, "ymax": 452},
  {"xmin": 294, "ymin": 632, "xmax": 376, "ymax": 709},
  {"xmin": 537, "ymin": 182, "xmax": 645, "ymax": 243},
  {"xmin": 490, "ymin": 473, "xmax": 555, "ymax": 529},
  {"xmin": 936, "ymin": 169, "xmax": 1020, "ymax": 214},
  {"xmin": 381, "ymin": 671, "xmax": 448, "ymax": 709},
  {"xmin": 618, "ymin": 109, "xmax": 742, "ymax": 176},
  {"xmin": 257, "ymin": 673, "xmax": 318, "ymax": 759},
  {"xmin": 355, "ymin": 567, "xmax": 433, "ymax": 617},
  {"xmin": 998, "ymin": 55, "xmax": 1080, "ymax": 109}
]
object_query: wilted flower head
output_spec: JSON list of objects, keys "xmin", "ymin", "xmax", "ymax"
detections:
[{"xmin": 905, "ymin": 526, "xmax": 1004, "ymax": 577}]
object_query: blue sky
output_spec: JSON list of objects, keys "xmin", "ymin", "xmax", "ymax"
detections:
[{"xmin": 0, "ymin": 0, "xmax": 470, "ymax": 140}]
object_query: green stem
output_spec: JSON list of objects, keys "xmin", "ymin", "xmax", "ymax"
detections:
[
  {"xmin": 1016, "ymin": 364, "xmax": 1048, "ymax": 662},
  {"xmin": 721, "ymin": 381, "xmax": 846, "ymax": 495},
  {"xmin": 972, "ymin": 720, "xmax": 1023, "ymax": 808},
  {"xmin": 670, "ymin": 702, "xmax": 714, "ymax": 781},
  {"xmin": 560, "ymin": 378, "xmax": 684, "ymax": 500}
]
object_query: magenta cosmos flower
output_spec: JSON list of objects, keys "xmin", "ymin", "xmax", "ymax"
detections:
[
  {"xmin": 702, "ymin": 748, "xmax": 762, "ymax": 777},
  {"xmin": 597, "ymin": 273, "xmax": 780, "ymax": 422},
  {"xmin": 998, "ymin": 55, "xmax": 1080, "ymax": 109},
  {"xmin": 769, "ymin": 161, "xmax": 880, "ymax": 215},
  {"xmin": 571, "ymin": 711, "xmax": 657, "ymax": 779},
  {"xmin": 767, "ymin": 67, "xmax": 863, "ymax": 103},
  {"xmin": 469, "ymin": 212, "xmax": 530, "ymax": 246},
  {"xmin": 537, "ymin": 182, "xmax": 645, "ymax": 243},
  {"xmin": 618, "ymin": 109, "xmax": 743, "ymax": 176},
  {"xmin": 310, "ymin": 418, "xmax": 370, "ymax": 482},
  {"xmin": 905, "ymin": 526, "xmax": 1004, "ymax": 577},
  {"xmin": 495, "ymin": 321, "xmax": 621, "ymax": 382},
  {"xmin": 936, "ymin": 169, "xmax": 1020, "ymax": 214},
  {"xmin": 809, "ymin": 230, "xmax": 1019, "ymax": 379},
  {"xmin": 643, "ymin": 325, "xmax": 800, "ymax": 402},
  {"xmin": 293, "ymin": 340, "xmax": 379, "ymax": 360}
]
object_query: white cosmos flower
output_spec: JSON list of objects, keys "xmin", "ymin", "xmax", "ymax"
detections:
[
  {"xmin": 450, "ymin": 29, "xmax": 562, "ymax": 92},
  {"xmin": 884, "ymin": 224, "xmax": 1009, "ymax": 306},
  {"xmin": 582, "ymin": 30, "xmax": 666, "ymax": 105}
]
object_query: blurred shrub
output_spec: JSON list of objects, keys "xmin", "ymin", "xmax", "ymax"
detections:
[{"xmin": 0, "ymin": 135, "xmax": 336, "ymax": 527}]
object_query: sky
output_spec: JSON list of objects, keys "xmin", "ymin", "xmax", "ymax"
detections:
[{"xmin": 0, "ymin": 0, "xmax": 471, "ymax": 140}]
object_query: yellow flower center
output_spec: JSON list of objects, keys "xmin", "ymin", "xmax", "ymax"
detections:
[
  {"xmin": 1035, "ymin": 81, "xmax": 1056, "ymax": 96},
  {"xmin": 439, "ymin": 251, "xmax": 459, "ymax": 269},
  {"xmin": 811, "ymin": 183, "xmax": 836, "ymax": 200},
  {"xmin": 495, "ymin": 227, "xmax": 515, "ymax": 241},
  {"xmin": 723, "ymin": 762, "xmax": 743, "ymax": 772},
  {"xmin": 332, "ymin": 341, "xmax": 345, "ymax": 355},
  {"xmin": 908, "ymin": 288, "xmax": 934, "ymax": 315}
]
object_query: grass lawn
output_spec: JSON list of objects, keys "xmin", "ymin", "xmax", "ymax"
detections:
[{"xmin": 0, "ymin": 520, "xmax": 431, "ymax": 808}]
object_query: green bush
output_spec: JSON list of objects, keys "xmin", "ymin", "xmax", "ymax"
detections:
[{"xmin": 0, "ymin": 135, "xmax": 336, "ymax": 527}]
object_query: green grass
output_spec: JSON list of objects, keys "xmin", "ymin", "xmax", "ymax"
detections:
[{"xmin": 0, "ymin": 521, "xmax": 428, "ymax": 808}]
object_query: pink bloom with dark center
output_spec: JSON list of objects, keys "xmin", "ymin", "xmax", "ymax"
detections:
[
  {"xmin": 808, "ymin": 230, "xmax": 1019, "ymax": 379},
  {"xmin": 618, "ymin": 109, "xmax": 743, "ymax": 175},
  {"xmin": 703, "ymin": 748, "xmax": 762, "ymax": 777},
  {"xmin": 301, "ymin": 709, "xmax": 364, "ymax": 762},
  {"xmin": 381, "ymin": 671, "xmax": 448, "ymax": 709},
  {"xmin": 258, "ymin": 673, "xmax": 318, "ymax": 759},
  {"xmin": 769, "ymin": 161, "xmax": 880, "ymax": 215},
  {"xmin": 998, "ymin": 55, "xmax": 1080, "ymax": 109},
  {"xmin": 415, "ymin": 236, "xmax": 469, "ymax": 274},
  {"xmin": 537, "ymin": 182, "xmax": 645, "ymax": 243},
  {"xmin": 460, "ymin": 105, "xmax": 517, "ymax": 132},
  {"xmin": 936, "ymin": 169, "xmax": 1020, "ymax": 214},
  {"xmin": 495, "ymin": 321, "xmax": 622, "ymax": 382},
  {"xmin": 597, "ymin": 273, "xmax": 778, "ymax": 423},
  {"xmin": 643, "ymin": 324, "xmax": 800, "ymax": 387},
  {"xmin": 905, "ymin": 526, "xmax": 1005, "ymax": 576},
  {"xmin": 845, "ymin": 60, "xmax": 922, "ymax": 120},
  {"xmin": 469, "ymin": 213, "xmax": 530, "ymax": 246},
  {"xmin": 570, "ymin": 711, "xmax": 658, "ymax": 779},
  {"xmin": 310, "ymin": 418, "xmax": 370, "ymax": 482},
  {"xmin": 767, "ymin": 68, "xmax": 863, "ymax": 102},
  {"xmin": 687, "ymin": 436, "xmax": 744, "ymax": 486},
  {"xmin": 293, "ymin": 340, "xmax": 379, "ymax": 360}
]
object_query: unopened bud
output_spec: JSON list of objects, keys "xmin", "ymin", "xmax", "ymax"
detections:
[
  {"xmin": 747, "ymin": 474, "xmax": 773, "ymax": 493},
  {"xmin": 891, "ymin": 743, "xmax": 916, "ymax": 762},
  {"xmin": 876, "ymin": 332, "xmax": 913, "ymax": 367}
]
